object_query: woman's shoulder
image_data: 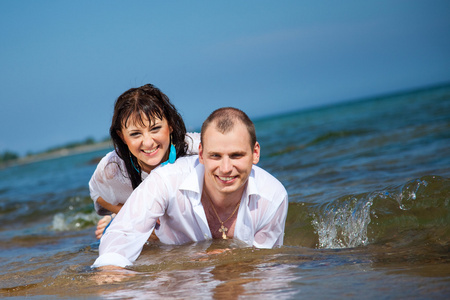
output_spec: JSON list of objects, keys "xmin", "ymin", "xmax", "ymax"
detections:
[
  {"xmin": 186, "ymin": 132, "xmax": 200, "ymax": 140},
  {"xmin": 185, "ymin": 132, "xmax": 200, "ymax": 154},
  {"xmin": 96, "ymin": 150, "xmax": 121, "ymax": 166},
  {"xmin": 96, "ymin": 150, "xmax": 127, "ymax": 179}
]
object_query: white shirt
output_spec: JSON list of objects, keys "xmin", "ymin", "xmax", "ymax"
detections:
[
  {"xmin": 89, "ymin": 132, "xmax": 200, "ymax": 215},
  {"xmin": 92, "ymin": 155, "xmax": 288, "ymax": 268}
]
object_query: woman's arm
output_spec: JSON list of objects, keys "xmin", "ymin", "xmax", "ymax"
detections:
[
  {"xmin": 96, "ymin": 196, "xmax": 123, "ymax": 214},
  {"xmin": 95, "ymin": 197, "xmax": 123, "ymax": 239},
  {"xmin": 89, "ymin": 150, "xmax": 134, "ymax": 215}
]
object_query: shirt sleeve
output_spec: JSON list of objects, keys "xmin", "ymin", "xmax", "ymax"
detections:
[
  {"xmin": 91, "ymin": 172, "xmax": 169, "ymax": 268},
  {"xmin": 89, "ymin": 151, "xmax": 134, "ymax": 215}
]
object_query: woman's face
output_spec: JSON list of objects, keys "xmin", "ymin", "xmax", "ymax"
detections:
[{"xmin": 119, "ymin": 115, "xmax": 172, "ymax": 173}]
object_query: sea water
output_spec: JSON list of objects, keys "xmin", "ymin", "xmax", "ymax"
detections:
[{"xmin": 1, "ymin": 84, "xmax": 449, "ymax": 299}]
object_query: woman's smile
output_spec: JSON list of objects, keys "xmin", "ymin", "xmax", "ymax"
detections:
[
  {"xmin": 142, "ymin": 146, "xmax": 159, "ymax": 155},
  {"xmin": 119, "ymin": 115, "xmax": 172, "ymax": 173}
]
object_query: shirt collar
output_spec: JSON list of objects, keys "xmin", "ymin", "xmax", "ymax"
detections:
[
  {"xmin": 179, "ymin": 162, "xmax": 260, "ymax": 204},
  {"xmin": 245, "ymin": 168, "xmax": 259, "ymax": 198},
  {"xmin": 179, "ymin": 158, "xmax": 204, "ymax": 194}
]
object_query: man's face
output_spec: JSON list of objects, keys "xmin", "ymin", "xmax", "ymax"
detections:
[{"xmin": 199, "ymin": 121, "xmax": 260, "ymax": 198}]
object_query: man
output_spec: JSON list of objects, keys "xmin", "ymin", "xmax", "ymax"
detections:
[{"xmin": 92, "ymin": 107, "xmax": 288, "ymax": 268}]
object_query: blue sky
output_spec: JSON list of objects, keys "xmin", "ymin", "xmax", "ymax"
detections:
[{"xmin": 1, "ymin": 1, "xmax": 449, "ymax": 155}]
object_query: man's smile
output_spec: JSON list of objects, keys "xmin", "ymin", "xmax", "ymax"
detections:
[{"xmin": 217, "ymin": 175, "xmax": 237, "ymax": 183}]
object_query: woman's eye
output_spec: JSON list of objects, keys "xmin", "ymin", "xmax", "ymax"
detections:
[{"xmin": 151, "ymin": 126, "xmax": 162, "ymax": 132}]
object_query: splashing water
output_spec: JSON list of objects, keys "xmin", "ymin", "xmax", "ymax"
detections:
[
  {"xmin": 312, "ymin": 177, "xmax": 444, "ymax": 249},
  {"xmin": 313, "ymin": 193, "xmax": 376, "ymax": 248}
]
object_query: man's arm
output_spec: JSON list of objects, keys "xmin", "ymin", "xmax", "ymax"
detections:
[
  {"xmin": 91, "ymin": 174, "xmax": 167, "ymax": 268},
  {"xmin": 253, "ymin": 194, "xmax": 289, "ymax": 248}
]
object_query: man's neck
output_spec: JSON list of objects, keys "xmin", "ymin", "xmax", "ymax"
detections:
[{"xmin": 202, "ymin": 184, "xmax": 244, "ymax": 211}]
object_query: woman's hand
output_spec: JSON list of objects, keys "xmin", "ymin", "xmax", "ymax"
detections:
[
  {"xmin": 95, "ymin": 197, "xmax": 124, "ymax": 239},
  {"xmin": 95, "ymin": 214, "xmax": 116, "ymax": 239}
]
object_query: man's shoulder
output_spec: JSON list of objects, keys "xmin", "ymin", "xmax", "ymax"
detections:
[{"xmin": 251, "ymin": 164, "xmax": 287, "ymax": 198}]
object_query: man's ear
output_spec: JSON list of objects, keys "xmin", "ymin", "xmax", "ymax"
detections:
[
  {"xmin": 252, "ymin": 142, "xmax": 260, "ymax": 165},
  {"xmin": 199, "ymin": 143, "xmax": 204, "ymax": 164}
]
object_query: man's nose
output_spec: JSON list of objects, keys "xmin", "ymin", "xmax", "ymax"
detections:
[{"xmin": 219, "ymin": 157, "xmax": 232, "ymax": 173}]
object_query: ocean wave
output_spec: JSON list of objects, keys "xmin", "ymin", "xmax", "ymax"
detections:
[
  {"xmin": 284, "ymin": 175, "xmax": 450, "ymax": 250},
  {"xmin": 52, "ymin": 211, "xmax": 100, "ymax": 232}
]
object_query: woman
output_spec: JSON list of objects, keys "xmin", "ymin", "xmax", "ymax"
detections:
[{"xmin": 89, "ymin": 84, "xmax": 199, "ymax": 239}]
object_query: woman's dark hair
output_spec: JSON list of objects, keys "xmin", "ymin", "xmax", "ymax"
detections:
[{"xmin": 110, "ymin": 84, "xmax": 187, "ymax": 189}]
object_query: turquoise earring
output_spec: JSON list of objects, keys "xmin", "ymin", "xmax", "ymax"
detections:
[
  {"xmin": 130, "ymin": 155, "xmax": 140, "ymax": 173},
  {"xmin": 162, "ymin": 143, "xmax": 176, "ymax": 166},
  {"xmin": 168, "ymin": 143, "xmax": 176, "ymax": 163}
]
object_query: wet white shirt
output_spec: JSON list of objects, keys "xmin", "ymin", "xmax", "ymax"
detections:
[
  {"xmin": 89, "ymin": 132, "xmax": 200, "ymax": 215},
  {"xmin": 92, "ymin": 155, "xmax": 288, "ymax": 268}
]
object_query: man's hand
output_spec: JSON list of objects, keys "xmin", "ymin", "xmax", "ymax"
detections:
[{"xmin": 92, "ymin": 265, "xmax": 137, "ymax": 285}]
